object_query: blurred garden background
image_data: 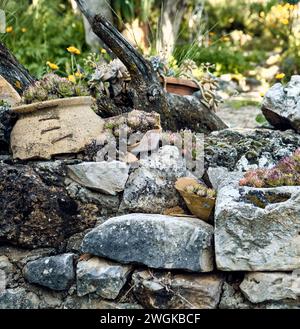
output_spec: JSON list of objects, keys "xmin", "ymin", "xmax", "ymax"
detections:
[{"xmin": 1, "ymin": 0, "xmax": 300, "ymax": 127}]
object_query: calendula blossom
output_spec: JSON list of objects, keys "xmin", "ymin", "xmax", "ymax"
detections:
[
  {"xmin": 68, "ymin": 75, "xmax": 76, "ymax": 83},
  {"xmin": 276, "ymin": 73, "xmax": 285, "ymax": 79},
  {"xmin": 6, "ymin": 26, "xmax": 13, "ymax": 33},
  {"xmin": 67, "ymin": 46, "xmax": 81, "ymax": 55},
  {"xmin": 46, "ymin": 61, "xmax": 59, "ymax": 70}
]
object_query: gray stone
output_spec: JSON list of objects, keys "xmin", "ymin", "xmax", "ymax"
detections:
[
  {"xmin": 76, "ymin": 257, "xmax": 132, "ymax": 298},
  {"xmin": 132, "ymin": 270, "xmax": 223, "ymax": 309},
  {"xmin": 65, "ymin": 179, "xmax": 120, "ymax": 214},
  {"xmin": 120, "ymin": 146, "xmax": 187, "ymax": 213},
  {"xmin": 81, "ymin": 213, "xmax": 214, "ymax": 272},
  {"xmin": 67, "ymin": 161, "xmax": 129, "ymax": 195},
  {"xmin": 262, "ymin": 76, "xmax": 300, "ymax": 132},
  {"xmin": 219, "ymin": 277, "xmax": 300, "ymax": 309},
  {"xmin": 0, "ymin": 256, "xmax": 14, "ymax": 290},
  {"xmin": 0, "ymin": 288, "xmax": 40, "ymax": 309},
  {"xmin": 206, "ymin": 167, "xmax": 243, "ymax": 190},
  {"xmin": 240, "ymin": 272, "xmax": 300, "ymax": 303},
  {"xmin": 130, "ymin": 130, "xmax": 161, "ymax": 155},
  {"xmin": 215, "ymin": 181, "xmax": 300, "ymax": 271},
  {"xmin": 219, "ymin": 281, "xmax": 255, "ymax": 309},
  {"xmin": 23, "ymin": 254, "xmax": 75, "ymax": 291}
]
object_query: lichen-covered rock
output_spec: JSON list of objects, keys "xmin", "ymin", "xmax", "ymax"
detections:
[
  {"xmin": 0, "ymin": 163, "xmax": 97, "ymax": 248},
  {"xmin": 206, "ymin": 167, "xmax": 243, "ymax": 190},
  {"xmin": 0, "ymin": 256, "xmax": 14, "ymax": 290},
  {"xmin": 215, "ymin": 180, "xmax": 300, "ymax": 271},
  {"xmin": 23, "ymin": 254, "xmax": 75, "ymax": 291},
  {"xmin": 240, "ymin": 272, "xmax": 300, "ymax": 303},
  {"xmin": 262, "ymin": 76, "xmax": 300, "ymax": 132},
  {"xmin": 67, "ymin": 161, "xmax": 129, "ymax": 195},
  {"xmin": 205, "ymin": 128, "xmax": 300, "ymax": 171},
  {"xmin": 66, "ymin": 179, "xmax": 120, "ymax": 215},
  {"xmin": 0, "ymin": 105, "xmax": 16, "ymax": 152},
  {"xmin": 81, "ymin": 213, "xmax": 214, "ymax": 272},
  {"xmin": 120, "ymin": 146, "xmax": 187, "ymax": 213},
  {"xmin": 0, "ymin": 288, "xmax": 40, "ymax": 309},
  {"xmin": 219, "ymin": 275, "xmax": 300, "ymax": 309},
  {"xmin": 132, "ymin": 270, "xmax": 223, "ymax": 309},
  {"xmin": 76, "ymin": 257, "xmax": 132, "ymax": 298}
]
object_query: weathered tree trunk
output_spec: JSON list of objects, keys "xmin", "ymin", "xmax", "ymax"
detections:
[
  {"xmin": 0, "ymin": 43, "xmax": 35, "ymax": 94},
  {"xmin": 157, "ymin": 0, "xmax": 189, "ymax": 57},
  {"xmin": 75, "ymin": 0, "xmax": 227, "ymax": 133}
]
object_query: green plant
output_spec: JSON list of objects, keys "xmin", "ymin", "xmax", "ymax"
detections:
[
  {"xmin": 22, "ymin": 73, "xmax": 89, "ymax": 104},
  {"xmin": 240, "ymin": 148, "xmax": 300, "ymax": 188},
  {"xmin": 185, "ymin": 183, "xmax": 216, "ymax": 199}
]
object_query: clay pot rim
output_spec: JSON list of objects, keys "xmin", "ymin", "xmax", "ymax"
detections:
[
  {"xmin": 11, "ymin": 96, "xmax": 93, "ymax": 114},
  {"xmin": 160, "ymin": 76, "xmax": 199, "ymax": 90}
]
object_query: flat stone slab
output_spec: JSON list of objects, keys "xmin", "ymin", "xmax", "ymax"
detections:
[
  {"xmin": 81, "ymin": 213, "xmax": 214, "ymax": 272},
  {"xmin": 67, "ymin": 161, "xmax": 129, "ymax": 195},
  {"xmin": 215, "ymin": 180, "xmax": 300, "ymax": 271}
]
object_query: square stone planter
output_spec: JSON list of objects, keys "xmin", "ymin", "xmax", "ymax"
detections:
[{"xmin": 215, "ymin": 180, "xmax": 300, "ymax": 271}]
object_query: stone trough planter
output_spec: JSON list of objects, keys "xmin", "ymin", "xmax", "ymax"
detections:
[
  {"xmin": 215, "ymin": 179, "xmax": 300, "ymax": 271},
  {"xmin": 10, "ymin": 96, "xmax": 104, "ymax": 160}
]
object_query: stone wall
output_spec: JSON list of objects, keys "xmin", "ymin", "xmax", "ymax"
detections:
[{"xmin": 1, "ymin": 117, "xmax": 300, "ymax": 309}]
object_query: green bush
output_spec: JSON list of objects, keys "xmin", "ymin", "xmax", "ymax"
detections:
[{"xmin": 0, "ymin": 0, "xmax": 89, "ymax": 78}]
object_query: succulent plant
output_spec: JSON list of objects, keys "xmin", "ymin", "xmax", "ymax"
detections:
[
  {"xmin": 22, "ymin": 73, "xmax": 90, "ymax": 104},
  {"xmin": 240, "ymin": 148, "xmax": 300, "ymax": 188},
  {"xmin": 185, "ymin": 183, "xmax": 216, "ymax": 199}
]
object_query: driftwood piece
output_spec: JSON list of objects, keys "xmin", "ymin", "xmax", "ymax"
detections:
[
  {"xmin": 76, "ymin": 0, "xmax": 227, "ymax": 133},
  {"xmin": 0, "ymin": 43, "xmax": 35, "ymax": 94}
]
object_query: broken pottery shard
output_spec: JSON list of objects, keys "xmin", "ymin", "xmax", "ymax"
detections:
[
  {"xmin": 10, "ymin": 97, "xmax": 104, "ymax": 160},
  {"xmin": 0, "ymin": 75, "xmax": 21, "ymax": 106}
]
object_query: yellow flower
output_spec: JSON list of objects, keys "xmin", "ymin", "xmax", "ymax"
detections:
[
  {"xmin": 276, "ymin": 73, "xmax": 285, "ymax": 80},
  {"xmin": 21, "ymin": 27, "xmax": 27, "ymax": 33},
  {"xmin": 46, "ymin": 61, "xmax": 59, "ymax": 70},
  {"xmin": 101, "ymin": 48, "xmax": 107, "ymax": 54},
  {"xmin": 6, "ymin": 26, "xmax": 13, "ymax": 33},
  {"xmin": 75, "ymin": 71, "xmax": 83, "ymax": 78},
  {"xmin": 280, "ymin": 18, "xmax": 289, "ymax": 25},
  {"xmin": 68, "ymin": 75, "xmax": 76, "ymax": 83},
  {"xmin": 67, "ymin": 46, "xmax": 81, "ymax": 55},
  {"xmin": 222, "ymin": 36, "xmax": 230, "ymax": 42}
]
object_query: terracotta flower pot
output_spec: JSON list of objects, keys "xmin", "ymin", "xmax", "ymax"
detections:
[
  {"xmin": 175, "ymin": 177, "xmax": 216, "ymax": 221},
  {"xmin": 160, "ymin": 77, "xmax": 199, "ymax": 96},
  {"xmin": 10, "ymin": 96, "xmax": 104, "ymax": 160}
]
